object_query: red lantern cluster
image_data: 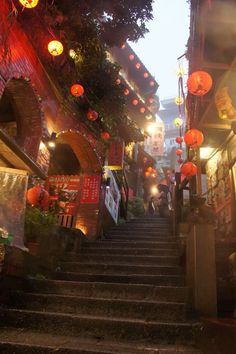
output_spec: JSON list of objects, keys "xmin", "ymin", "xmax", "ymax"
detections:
[
  {"xmin": 87, "ymin": 109, "xmax": 98, "ymax": 121},
  {"xmin": 176, "ymin": 148, "xmax": 183, "ymax": 156},
  {"xmin": 144, "ymin": 167, "xmax": 157, "ymax": 178},
  {"xmin": 180, "ymin": 162, "xmax": 197, "ymax": 178},
  {"xmin": 26, "ymin": 185, "xmax": 49, "ymax": 209},
  {"xmin": 187, "ymin": 71, "xmax": 212, "ymax": 96},
  {"xmin": 184, "ymin": 129, "xmax": 204, "ymax": 148}
]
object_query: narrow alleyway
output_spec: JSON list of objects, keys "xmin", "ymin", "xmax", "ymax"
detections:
[{"xmin": 0, "ymin": 217, "xmax": 202, "ymax": 353}]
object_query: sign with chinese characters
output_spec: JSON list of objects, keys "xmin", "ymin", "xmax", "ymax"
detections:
[
  {"xmin": 47, "ymin": 175, "xmax": 80, "ymax": 215},
  {"xmin": 105, "ymin": 169, "xmax": 121, "ymax": 223},
  {"xmin": 107, "ymin": 140, "xmax": 124, "ymax": 170},
  {"xmin": 80, "ymin": 175, "xmax": 101, "ymax": 204}
]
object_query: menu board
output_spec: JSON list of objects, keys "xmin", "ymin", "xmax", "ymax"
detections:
[
  {"xmin": 80, "ymin": 175, "xmax": 101, "ymax": 204},
  {"xmin": 47, "ymin": 175, "xmax": 80, "ymax": 215}
]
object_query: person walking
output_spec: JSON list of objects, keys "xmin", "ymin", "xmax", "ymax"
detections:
[
  {"xmin": 148, "ymin": 196, "xmax": 156, "ymax": 216},
  {"xmin": 157, "ymin": 179, "xmax": 170, "ymax": 218}
]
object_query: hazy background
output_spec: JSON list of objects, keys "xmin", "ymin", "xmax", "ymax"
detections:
[{"xmin": 131, "ymin": 0, "xmax": 190, "ymax": 100}]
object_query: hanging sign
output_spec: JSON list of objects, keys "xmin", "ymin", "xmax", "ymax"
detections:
[
  {"xmin": 107, "ymin": 140, "xmax": 124, "ymax": 170},
  {"xmin": 80, "ymin": 175, "xmax": 101, "ymax": 204},
  {"xmin": 104, "ymin": 169, "xmax": 121, "ymax": 223}
]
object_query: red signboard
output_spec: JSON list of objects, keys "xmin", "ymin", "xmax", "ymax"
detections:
[
  {"xmin": 47, "ymin": 175, "xmax": 80, "ymax": 215},
  {"xmin": 107, "ymin": 140, "xmax": 124, "ymax": 170},
  {"xmin": 80, "ymin": 175, "xmax": 101, "ymax": 204}
]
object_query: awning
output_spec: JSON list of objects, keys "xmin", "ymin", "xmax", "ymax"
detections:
[{"xmin": 0, "ymin": 129, "xmax": 47, "ymax": 179}]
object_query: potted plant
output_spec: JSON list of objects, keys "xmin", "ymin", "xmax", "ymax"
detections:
[{"xmin": 24, "ymin": 206, "xmax": 57, "ymax": 256}]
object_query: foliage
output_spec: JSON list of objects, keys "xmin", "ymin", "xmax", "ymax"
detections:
[
  {"xmin": 128, "ymin": 197, "xmax": 145, "ymax": 217},
  {"xmin": 24, "ymin": 206, "xmax": 57, "ymax": 242},
  {"xmin": 54, "ymin": 0, "xmax": 154, "ymax": 46}
]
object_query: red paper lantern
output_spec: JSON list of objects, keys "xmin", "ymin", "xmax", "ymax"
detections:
[
  {"xmin": 87, "ymin": 109, "xmax": 98, "ymax": 121},
  {"xmin": 124, "ymin": 88, "xmax": 130, "ymax": 95},
  {"xmin": 187, "ymin": 71, "xmax": 212, "ymax": 96},
  {"xmin": 116, "ymin": 78, "xmax": 121, "ymax": 85},
  {"xmin": 140, "ymin": 107, "xmax": 146, "ymax": 113},
  {"xmin": 26, "ymin": 185, "xmax": 41, "ymax": 206},
  {"xmin": 176, "ymin": 148, "xmax": 183, "ymax": 156},
  {"xmin": 175, "ymin": 136, "xmax": 183, "ymax": 144},
  {"xmin": 101, "ymin": 132, "xmax": 110, "ymax": 140},
  {"xmin": 136, "ymin": 63, "xmax": 141, "ymax": 69},
  {"xmin": 184, "ymin": 129, "xmax": 204, "ymax": 148},
  {"xmin": 149, "ymin": 80, "xmax": 155, "ymax": 87},
  {"xmin": 144, "ymin": 171, "xmax": 150, "ymax": 177},
  {"xmin": 132, "ymin": 99, "xmax": 139, "ymax": 106},
  {"xmin": 129, "ymin": 54, "xmax": 135, "ymax": 61},
  {"xmin": 181, "ymin": 162, "xmax": 197, "ymax": 177},
  {"xmin": 70, "ymin": 84, "xmax": 84, "ymax": 97},
  {"xmin": 147, "ymin": 167, "xmax": 153, "ymax": 173},
  {"xmin": 143, "ymin": 72, "xmax": 149, "ymax": 78}
]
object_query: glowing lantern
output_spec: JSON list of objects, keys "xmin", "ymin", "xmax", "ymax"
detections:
[
  {"xmin": 87, "ymin": 109, "xmax": 98, "ymax": 121},
  {"xmin": 187, "ymin": 71, "xmax": 213, "ymax": 96},
  {"xmin": 175, "ymin": 96, "xmax": 184, "ymax": 105},
  {"xmin": 26, "ymin": 185, "xmax": 41, "ymax": 206},
  {"xmin": 149, "ymin": 80, "xmax": 155, "ymax": 87},
  {"xmin": 129, "ymin": 54, "xmax": 135, "ymax": 61},
  {"xmin": 176, "ymin": 149, "xmax": 183, "ymax": 156},
  {"xmin": 121, "ymin": 43, "xmax": 126, "ymax": 49},
  {"xmin": 148, "ymin": 97, "xmax": 154, "ymax": 104},
  {"xmin": 143, "ymin": 72, "xmax": 149, "ymax": 78},
  {"xmin": 70, "ymin": 84, "xmax": 84, "ymax": 97},
  {"xmin": 101, "ymin": 132, "xmax": 110, "ymax": 140},
  {"xmin": 48, "ymin": 40, "xmax": 64, "ymax": 56},
  {"xmin": 132, "ymin": 99, "xmax": 139, "ymax": 106},
  {"xmin": 184, "ymin": 129, "xmax": 204, "ymax": 148},
  {"xmin": 175, "ymin": 136, "xmax": 183, "ymax": 144},
  {"xmin": 116, "ymin": 78, "xmax": 121, "ymax": 85},
  {"xmin": 181, "ymin": 162, "xmax": 197, "ymax": 177},
  {"xmin": 147, "ymin": 167, "xmax": 153, "ymax": 173},
  {"xmin": 136, "ymin": 63, "xmax": 141, "ymax": 69},
  {"xmin": 144, "ymin": 171, "xmax": 150, "ymax": 177},
  {"xmin": 140, "ymin": 107, "xmax": 146, "ymax": 113},
  {"xmin": 19, "ymin": 0, "xmax": 38, "ymax": 8},
  {"xmin": 124, "ymin": 88, "xmax": 130, "ymax": 95},
  {"xmin": 174, "ymin": 117, "xmax": 183, "ymax": 127}
]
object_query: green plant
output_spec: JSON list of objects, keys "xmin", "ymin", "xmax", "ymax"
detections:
[
  {"xmin": 24, "ymin": 206, "xmax": 57, "ymax": 243},
  {"xmin": 128, "ymin": 197, "xmax": 145, "ymax": 217}
]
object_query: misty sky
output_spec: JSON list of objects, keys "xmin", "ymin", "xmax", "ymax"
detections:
[{"xmin": 131, "ymin": 0, "xmax": 190, "ymax": 101}]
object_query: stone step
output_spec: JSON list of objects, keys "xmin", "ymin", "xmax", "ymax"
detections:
[
  {"xmin": 24, "ymin": 279, "xmax": 187, "ymax": 302},
  {"xmin": 112, "ymin": 226, "xmax": 171, "ymax": 232},
  {"xmin": 0, "ymin": 309, "xmax": 200, "ymax": 344},
  {"xmin": 60, "ymin": 262, "xmax": 181, "ymax": 275},
  {"xmin": 54, "ymin": 272, "xmax": 185, "ymax": 286},
  {"xmin": 8, "ymin": 292, "xmax": 187, "ymax": 322},
  {"xmin": 105, "ymin": 236, "xmax": 175, "ymax": 242},
  {"xmin": 81, "ymin": 247, "xmax": 179, "ymax": 256},
  {"xmin": 64, "ymin": 254, "xmax": 179, "ymax": 266},
  {"xmin": 83, "ymin": 241, "xmax": 178, "ymax": 249},
  {"xmin": 0, "ymin": 328, "xmax": 203, "ymax": 353}
]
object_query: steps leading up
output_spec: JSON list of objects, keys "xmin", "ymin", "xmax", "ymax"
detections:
[{"xmin": 0, "ymin": 216, "xmax": 202, "ymax": 353}]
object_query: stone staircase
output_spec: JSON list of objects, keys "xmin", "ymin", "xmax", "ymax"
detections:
[{"xmin": 0, "ymin": 217, "xmax": 202, "ymax": 353}]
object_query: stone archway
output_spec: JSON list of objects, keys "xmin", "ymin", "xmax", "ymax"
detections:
[
  {"xmin": 0, "ymin": 78, "xmax": 42, "ymax": 161},
  {"xmin": 56, "ymin": 130, "xmax": 102, "ymax": 174}
]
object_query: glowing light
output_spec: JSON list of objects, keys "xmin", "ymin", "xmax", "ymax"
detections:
[
  {"xmin": 48, "ymin": 40, "xmax": 64, "ymax": 56},
  {"xmin": 174, "ymin": 117, "xmax": 183, "ymax": 127},
  {"xmin": 140, "ymin": 107, "xmax": 146, "ymax": 113},
  {"xmin": 135, "ymin": 63, "xmax": 141, "ymax": 69},
  {"xmin": 129, "ymin": 54, "xmax": 135, "ymax": 61},
  {"xmin": 176, "ymin": 68, "xmax": 184, "ymax": 77},
  {"xmin": 200, "ymin": 147, "xmax": 214, "ymax": 159},
  {"xmin": 19, "ymin": 0, "xmax": 38, "ymax": 8},
  {"xmin": 70, "ymin": 84, "xmax": 84, "ymax": 97},
  {"xmin": 132, "ymin": 99, "xmax": 139, "ymax": 106},
  {"xmin": 143, "ymin": 72, "xmax": 149, "ymax": 78},
  {"xmin": 124, "ymin": 88, "xmax": 130, "ymax": 95},
  {"xmin": 116, "ymin": 78, "xmax": 121, "ymax": 85},
  {"xmin": 175, "ymin": 96, "xmax": 184, "ymax": 105},
  {"xmin": 151, "ymin": 186, "xmax": 159, "ymax": 195},
  {"xmin": 147, "ymin": 123, "xmax": 157, "ymax": 134},
  {"xmin": 48, "ymin": 141, "xmax": 56, "ymax": 149},
  {"xmin": 69, "ymin": 49, "xmax": 77, "ymax": 59},
  {"xmin": 149, "ymin": 80, "xmax": 155, "ymax": 87}
]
